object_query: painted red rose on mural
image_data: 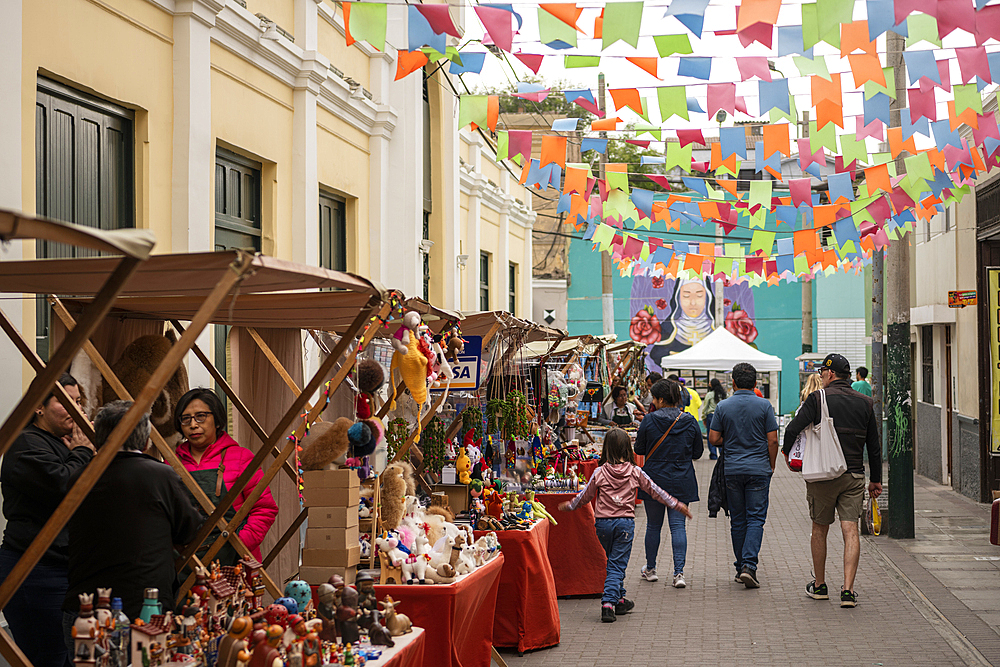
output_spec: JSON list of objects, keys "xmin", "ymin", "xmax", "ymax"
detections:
[
  {"xmin": 630, "ymin": 306, "xmax": 662, "ymax": 345},
  {"xmin": 655, "ymin": 298, "xmax": 668, "ymax": 310},
  {"xmin": 651, "ymin": 276, "xmax": 665, "ymax": 289},
  {"xmin": 725, "ymin": 305, "xmax": 758, "ymax": 344}
]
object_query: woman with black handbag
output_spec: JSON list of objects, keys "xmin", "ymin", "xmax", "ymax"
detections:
[{"xmin": 634, "ymin": 379, "xmax": 704, "ymax": 588}]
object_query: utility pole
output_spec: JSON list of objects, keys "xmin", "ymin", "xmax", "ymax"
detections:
[
  {"xmin": 872, "ymin": 235, "xmax": 884, "ymax": 460},
  {"xmin": 801, "ymin": 110, "xmax": 813, "ymax": 353},
  {"xmin": 886, "ymin": 30, "xmax": 914, "ymax": 539},
  {"xmin": 598, "ymin": 72, "xmax": 614, "ymax": 336}
]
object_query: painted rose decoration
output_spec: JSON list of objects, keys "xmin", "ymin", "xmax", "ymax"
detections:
[
  {"xmin": 651, "ymin": 276, "xmax": 665, "ymax": 289},
  {"xmin": 630, "ymin": 306, "xmax": 662, "ymax": 344},
  {"xmin": 655, "ymin": 298, "xmax": 668, "ymax": 310},
  {"xmin": 725, "ymin": 304, "xmax": 758, "ymax": 344}
]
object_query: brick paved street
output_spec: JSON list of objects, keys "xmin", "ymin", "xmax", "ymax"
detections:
[{"xmin": 499, "ymin": 459, "xmax": 1000, "ymax": 667}]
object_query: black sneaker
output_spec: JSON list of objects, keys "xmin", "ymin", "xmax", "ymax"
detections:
[
  {"xmin": 615, "ymin": 598, "xmax": 635, "ymax": 615},
  {"xmin": 734, "ymin": 571, "xmax": 742, "ymax": 583},
  {"xmin": 806, "ymin": 581, "xmax": 829, "ymax": 600},
  {"xmin": 601, "ymin": 604, "xmax": 616, "ymax": 623},
  {"xmin": 841, "ymin": 589, "xmax": 858, "ymax": 608},
  {"xmin": 739, "ymin": 566, "xmax": 759, "ymax": 589}
]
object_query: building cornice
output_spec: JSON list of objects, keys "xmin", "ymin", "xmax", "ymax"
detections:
[{"xmin": 317, "ymin": 1, "xmax": 395, "ymax": 64}]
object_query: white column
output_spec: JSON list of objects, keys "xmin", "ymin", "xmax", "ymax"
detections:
[
  {"xmin": 440, "ymin": 76, "xmax": 461, "ymax": 311},
  {"xmin": 523, "ymin": 211, "xmax": 535, "ymax": 320},
  {"xmin": 291, "ymin": 57, "xmax": 326, "ymax": 266},
  {"xmin": 0, "ymin": 0, "xmax": 23, "ymax": 424},
  {"xmin": 171, "ymin": 0, "xmax": 223, "ymax": 254},
  {"xmin": 465, "ymin": 135, "xmax": 483, "ymax": 311},
  {"xmin": 498, "ymin": 199, "xmax": 511, "ymax": 313}
]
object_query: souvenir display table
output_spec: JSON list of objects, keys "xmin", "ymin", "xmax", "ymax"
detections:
[
  {"xmin": 368, "ymin": 626, "xmax": 426, "ymax": 667},
  {"xmin": 473, "ymin": 519, "xmax": 560, "ymax": 653},
  {"xmin": 374, "ymin": 552, "xmax": 504, "ymax": 667},
  {"xmin": 534, "ymin": 492, "xmax": 606, "ymax": 597}
]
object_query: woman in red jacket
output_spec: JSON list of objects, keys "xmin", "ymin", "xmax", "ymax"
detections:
[{"xmin": 174, "ymin": 388, "xmax": 278, "ymax": 564}]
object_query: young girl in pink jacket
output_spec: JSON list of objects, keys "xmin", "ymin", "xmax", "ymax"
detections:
[{"xmin": 560, "ymin": 428, "xmax": 692, "ymax": 623}]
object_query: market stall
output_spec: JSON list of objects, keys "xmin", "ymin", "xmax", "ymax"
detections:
[
  {"xmin": 473, "ymin": 519, "xmax": 560, "ymax": 652},
  {"xmin": 373, "ymin": 552, "xmax": 505, "ymax": 667},
  {"xmin": 367, "ymin": 627, "xmax": 426, "ymax": 667}
]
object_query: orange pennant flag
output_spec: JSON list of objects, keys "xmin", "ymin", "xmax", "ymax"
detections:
[
  {"xmin": 805, "ymin": 247, "xmax": 824, "ymax": 268},
  {"xmin": 395, "ymin": 50, "xmax": 429, "ymax": 81},
  {"xmin": 593, "ymin": 9, "xmax": 603, "ymax": 39},
  {"xmin": 698, "ymin": 202, "xmax": 719, "ymax": 220},
  {"xmin": 665, "ymin": 255, "xmax": 680, "ymax": 277},
  {"xmin": 813, "ymin": 204, "xmax": 837, "ymax": 228},
  {"xmin": 887, "ymin": 127, "xmax": 916, "ymax": 159},
  {"xmin": 699, "ymin": 242, "xmax": 716, "ymax": 256},
  {"xmin": 737, "ymin": 0, "xmax": 781, "ymax": 32},
  {"xmin": 591, "ymin": 117, "xmax": 619, "ymax": 131},
  {"xmin": 762, "ymin": 123, "xmax": 791, "ymax": 158},
  {"xmin": 540, "ymin": 3, "xmax": 583, "ymax": 30},
  {"xmin": 925, "ymin": 147, "xmax": 946, "ymax": 172},
  {"xmin": 540, "ymin": 136, "xmax": 567, "ymax": 168},
  {"xmin": 815, "ymin": 100, "xmax": 844, "ymax": 129},
  {"xmin": 794, "ymin": 229, "xmax": 819, "ymax": 255},
  {"xmin": 848, "ymin": 53, "xmax": 886, "ymax": 88},
  {"xmin": 840, "ymin": 21, "xmax": 876, "ymax": 57},
  {"xmin": 864, "ymin": 163, "xmax": 892, "ymax": 193},
  {"xmin": 487, "ymin": 96, "xmax": 499, "ymax": 132},
  {"xmin": 564, "ymin": 165, "xmax": 588, "ymax": 195},
  {"xmin": 811, "ymin": 73, "xmax": 842, "ymax": 108},
  {"xmin": 684, "ymin": 253, "xmax": 705, "ymax": 273},
  {"xmin": 569, "ymin": 193, "xmax": 588, "ymax": 221},
  {"xmin": 609, "ymin": 88, "xmax": 643, "ymax": 114},
  {"xmin": 715, "ymin": 179, "xmax": 741, "ymax": 199},
  {"xmin": 710, "ymin": 144, "xmax": 738, "ymax": 173},
  {"xmin": 626, "ymin": 57, "xmax": 660, "ymax": 79},
  {"xmin": 970, "ymin": 145, "xmax": 987, "ymax": 172},
  {"xmin": 518, "ymin": 158, "xmax": 531, "ymax": 185},
  {"xmin": 947, "ymin": 100, "xmax": 980, "ymax": 131}
]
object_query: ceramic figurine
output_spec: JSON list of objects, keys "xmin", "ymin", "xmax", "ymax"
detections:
[
  {"xmin": 284, "ymin": 580, "xmax": 313, "ymax": 616},
  {"xmin": 355, "ymin": 573, "xmax": 377, "ymax": 612},
  {"xmin": 301, "ymin": 633, "xmax": 322, "ymax": 667},
  {"xmin": 378, "ymin": 596, "xmax": 412, "ymax": 636},
  {"xmin": 72, "ymin": 593, "xmax": 99, "ymax": 665},
  {"xmin": 244, "ymin": 626, "xmax": 283, "ymax": 667},
  {"xmin": 286, "ymin": 641, "xmax": 303, "ymax": 667},
  {"xmin": 216, "ymin": 617, "xmax": 252, "ymax": 667},
  {"xmin": 367, "ymin": 614, "xmax": 395, "ymax": 648},
  {"xmin": 336, "ymin": 586, "xmax": 361, "ymax": 645},
  {"xmin": 315, "ymin": 584, "xmax": 338, "ymax": 642}
]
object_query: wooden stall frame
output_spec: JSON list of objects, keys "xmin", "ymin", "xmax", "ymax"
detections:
[{"xmin": 0, "ymin": 245, "xmax": 262, "ymax": 667}]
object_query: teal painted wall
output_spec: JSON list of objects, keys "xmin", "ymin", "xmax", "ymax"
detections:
[{"xmin": 815, "ymin": 271, "xmax": 866, "ymax": 318}]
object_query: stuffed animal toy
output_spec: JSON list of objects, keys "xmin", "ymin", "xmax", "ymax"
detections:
[
  {"xmin": 455, "ymin": 447, "xmax": 471, "ymax": 485},
  {"xmin": 379, "ymin": 466, "xmax": 407, "ymax": 531},
  {"xmin": 98, "ymin": 332, "xmax": 190, "ymax": 442},
  {"xmin": 299, "ymin": 418, "xmax": 353, "ymax": 471},
  {"xmin": 347, "ymin": 420, "xmax": 381, "ymax": 459},
  {"xmin": 426, "ymin": 492, "xmax": 455, "ymax": 522},
  {"xmin": 443, "ymin": 332, "xmax": 466, "ymax": 364},
  {"xmin": 355, "ymin": 359, "xmax": 385, "ymax": 420},
  {"xmin": 524, "ymin": 490, "xmax": 557, "ymax": 525},
  {"xmin": 386, "ymin": 460, "xmax": 417, "ymax": 496},
  {"xmin": 388, "ymin": 312, "xmax": 429, "ymax": 442}
]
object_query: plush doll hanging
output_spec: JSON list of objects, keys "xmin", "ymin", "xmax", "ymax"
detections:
[
  {"xmin": 389, "ymin": 311, "xmax": 429, "ymax": 442},
  {"xmin": 355, "ymin": 359, "xmax": 384, "ymax": 420}
]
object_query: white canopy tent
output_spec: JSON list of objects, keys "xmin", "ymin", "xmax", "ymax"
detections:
[{"xmin": 658, "ymin": 326, "xmax": 784, "ymax": 412}]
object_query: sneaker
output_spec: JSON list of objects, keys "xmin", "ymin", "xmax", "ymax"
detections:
[
  {"xmin": 734, "ymin": 571, "xmax": 743, "ymax": 583},
  {"xmin": 615, "ymin": 598, "xmax": 635, "ymax": 615},
  {"xmin": 672, "ymin": 573, "xmax": 686, "ymax": 588},
  {"xmin": 806, "ymin": 581, "xmax": 829, "ymax": 600},
  {"xmin": 739, "ymin": 566, "xmax": 760, "ymax": 589},
  {"xmin": 841, "ymin": 589, "xmax": 858, "ymax": 608},
  {"xmin": 640, "ymin": 566, "xmax": 658, "ymax": 582},
  {"xmin": 601, "ymin": 604, "xmax": 616, "ymax": 623}
]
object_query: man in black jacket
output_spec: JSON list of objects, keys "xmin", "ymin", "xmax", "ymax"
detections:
[
  {"xmin": 782, "ymin": 353, "xmax": 882, "ymax": 609},
  {"xmin": 63, "ymin": 400, "xmax": 204, "ymax": 633}
]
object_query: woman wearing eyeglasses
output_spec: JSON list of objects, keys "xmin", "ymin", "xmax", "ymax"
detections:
[{"xmin": 174, "ymin": 388, "xmax": 278, "ymax": 565}]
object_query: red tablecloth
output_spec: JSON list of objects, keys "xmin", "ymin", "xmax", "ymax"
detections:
[
  {"xmin": 371, "ymin": 626, "xmax": 425, "ymax": 667},
  {"xmin": 474, "ymin": 519, "xmax": 560, "ymax": 653},
  {"xmin": 571, "ymin": 459, "xmax": 599, "ymax": 481},
  {"xmin": 535, "ymin": 492, "xmax": 606, "ymax": 597},
  {"xmin": 374, "ymin": 552, "xmax": 503, "ymax": 667}
]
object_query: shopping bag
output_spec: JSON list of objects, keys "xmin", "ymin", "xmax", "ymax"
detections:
[
  {"xmin": 861, "ymin": 496, "xmax": 881, "ymax": 536},
  {"xmin": 800, "ymin": 389, "xmax": 848, "ymax": 482}
]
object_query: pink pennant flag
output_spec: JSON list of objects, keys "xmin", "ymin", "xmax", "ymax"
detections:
[
  {"xmin": 623, "ymin": 236, "xmax": 643, "ymax": 259},
  {"xmin": 973, "ymin": 112, "xmax": 1000, "ymax": 147},
  {"xmin": 856, "ymin": 115, "xmax": 885, "ymax": 142},
  {"xmin": 646, "ymin": 175, "xmax": 674, "ymax": 189},
  {"xmin": 894, "ymin": 0, "xmax": 937, "ymax": 25},
  {"xmin": 907, "ymin": 88, "xmax": 937, "ymax": 123},
  {"xmin": 868, "ymin": 196, "xmax": 891, "ymax": 224},
  {"xmin": 626, "ymin": 139, "xmax": 651, "ymax": 148},
  {"xmin": 676, "ymin": 129, "xmax": 705, "ymax": 147},
  {"xmin": 514, "ymin": 52, "xmax": 545, "ymax": 74},
  {"xmin": 707, "ymin": 83, "xmax": 736, "ymax": 118},
  {"xmin": 508, "ymin": 130, "xmax": 533, "ymax": 161},
  {"xmin": 415, "ymin": 5, "xmax": 461, "ymax": 37},
  {"xmin": 919, "ymin": 60, "xmax": 951, "ymax": 93},
  {"xmin": 735, "ymin": 96, "xmax": 750, "ymax": 116},
  {"xmin": 475, "ymin": 6, "xmax": 513, "ymax": 52},
  {"xmin": 797, "ymin": 138, "xmax": 826, "ymax": 170},
  {"xmin": 936, "ymin": 0, "xmax": 976, "ymax": 39},
  {"xmin": 789, "ymin": 178, "xmax": 812, "ymax": 207},
  {"xmin": 955, "ymin": 46, "xmax": 991, "ymax": 84},
  {"xmin": 572, "ymin": 96, "xmax": 604, "ymax": 117},
  {"xmin": 975, "ymin": 6, "xmax": 1000, "ymax": 46},
  {"xmin": 889, "ymin": 187, "xmax": 915, "ymax": 213},
  {"xmin": 873, "ymin": 227, "xmax": 890, "ymax": 250},
  {"xmin": 736, "ymin": 57, "xmax": 772, "ymax": 82}
]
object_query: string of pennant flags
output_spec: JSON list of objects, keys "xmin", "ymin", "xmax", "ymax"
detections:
[{"xmin": 340, "ymin": 0, "xmax": 1000, "ymax": 285}]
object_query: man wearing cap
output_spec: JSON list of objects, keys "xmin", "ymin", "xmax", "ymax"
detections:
[{"xmin": 781, "ymin": 353, "xmax": 882, "ymax": 608}]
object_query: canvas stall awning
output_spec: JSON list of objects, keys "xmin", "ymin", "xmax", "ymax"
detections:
[{"xmin": 658, "ymin": 326, "xmax": 783, "ymax": 372}]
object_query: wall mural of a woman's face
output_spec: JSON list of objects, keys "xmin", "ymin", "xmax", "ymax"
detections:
[{"xmin": 678, "ymin": 282, "xmax": 707, "ymax": 319}]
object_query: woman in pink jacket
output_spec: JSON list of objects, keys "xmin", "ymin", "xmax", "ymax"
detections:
[{"xmin": 174, "ymin": 388, "xmax": 278, "ymax": 564}]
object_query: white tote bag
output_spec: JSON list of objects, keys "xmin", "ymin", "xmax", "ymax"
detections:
[{"xmin": 801, "ymin": 389, "xmax": 848, "ymax": 482}]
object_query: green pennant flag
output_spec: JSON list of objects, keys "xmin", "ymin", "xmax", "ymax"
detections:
[
  {"xmin": 749, "ymin": 180, "xmax": 773, "ymax": 210},
  {"xmin": 817, "ymin": 0, "xmax": 851, "ymax": 46},
  {"xmin": 769, "ymin": 94, "xmax": 798, "ymax": 124},
  {"xmin": 658, "ymin": 86, "xmax": 689, "ymax": 121},
  {"xmin": 750, "ymin": 230, "xmax": 775, "ymax": 256},
  {"xmin": 666, "ymin": 142, "xmax": 693, "ymax": 173},
  {"xmin": 809, "ymin": 120, "xmax": 836, "ymax": 154},
  {"xmin": 458, "ymin": 96, "xmax": 489, "ymax": 131},
  {"xmin": 606, "ymin": 168, "xmax": 630, "ymax": 193},
  {"xmin": 346, "ymin": 2, "xmax": 387, "ymax": 51},
  {"xmin": 955, "ymin": 83, "xmax": 984, "ymax": 115},
  {"xmin": 602, "ymin": 1, "xmax": 644, "ymax": 50},
  {"xmin": 839, "ymin": 133, "xmax": 869, "ymax": 167},
  {"xmin": 904, "ymin": 152, "xmax": 933, "ymax": 183},
  {"xmin": 653, "ymin": 34, "xmax": 692, "ymax": 57},
  {"xmin": 794, "ymin": 255, "xmax": 809, "ymax": 275},
  {"xmin": 864, "ymin": 69, "xmax": 896, "ymax": 100},
  {"xmin": 565, "ymin": 55, "xmax": 601, "ymax": 68},
  {"xmin": 497, "ymin": 131, "xmax": 509, "ymax": 161},
  {"xmin": 906, "ymin": 14, "xmax": 942, "ymax": 48},
  {"xmin": 794, "ymin": 55, "xmax": 831, "ymax": 80},
  {"xmin": 538, "ymin": 8, "xmax": 577, "ymax": 48},
  {"xmin": 715, "ymin": 256, "xmax": 734, "ymax": 275},
  {"xmin": 801, "ymin": 3, "xmax": 820, "ymax": 50},
  {"xmin": 592, "ymin": 223, "xmax": 614, "ymax": 251}
]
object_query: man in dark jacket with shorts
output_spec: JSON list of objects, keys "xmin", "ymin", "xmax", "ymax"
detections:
[{"xmin": 782, "ymin": 353, "xmax": 882, "ymax": 608}]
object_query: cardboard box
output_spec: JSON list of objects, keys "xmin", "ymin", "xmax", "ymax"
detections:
[
  {"xmin": 432, "ymin": 483, "xmax": 469, "ymax": 513},
  {"xmin": 302, "ymin": 546, "xmax": 361, "ymax": 568},
  {"xmin": 302, "ymin": 469, "xmax": 359, "ymax": 490},
  {"xmin": 298, "ymin": 565, "xmax": 355, "ymax": 586},
  {"xmin": 305, "ymin": 527, "xmax": 359, "ymax": 551},
  {"xmin": 309, "ymin": 506, "xmax": 359, "ymax": 528},
  {"xmin": 303, "ymin": 485, "xmax": 360, "ymax": 508}
]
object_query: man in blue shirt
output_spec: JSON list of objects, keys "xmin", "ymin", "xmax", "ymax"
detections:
[{"xmin": 708, "ymin": 362, "xmax": 778, "ymax": 588}]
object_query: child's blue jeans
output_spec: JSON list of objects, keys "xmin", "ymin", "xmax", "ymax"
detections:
[{"xmin": 595, "ymin": 517, "xmax": 635, "ymax": 605}]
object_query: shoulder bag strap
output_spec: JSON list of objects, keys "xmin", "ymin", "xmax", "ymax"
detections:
[{"xmin": 645, "ymin": 413, "xmax": 683, "ymax": 461}]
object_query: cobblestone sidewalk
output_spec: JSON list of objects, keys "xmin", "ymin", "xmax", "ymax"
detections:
[{"xmin": 498, "ymin": 460, "xmax": 999, "ymax": 667}]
